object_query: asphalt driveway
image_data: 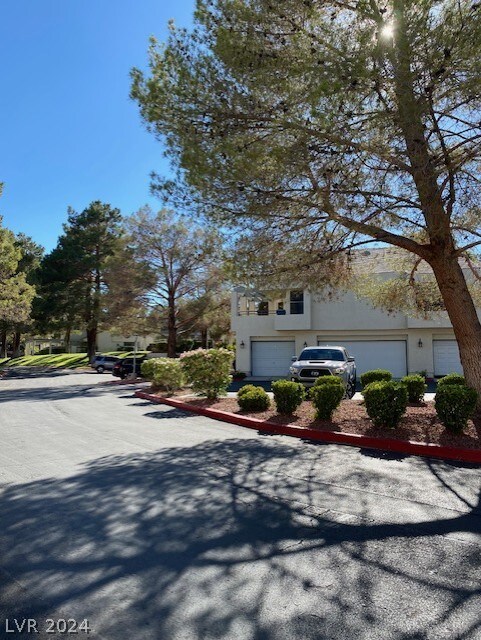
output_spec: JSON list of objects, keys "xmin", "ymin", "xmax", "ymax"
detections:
[{"xmin": 0, "ymin": 369, "xmax": 480, "ymax": 639}]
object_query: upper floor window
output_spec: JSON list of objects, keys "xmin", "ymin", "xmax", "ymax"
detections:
[
  {"xmin": 256, "ymin": 300, "xmax": 269, "ymax": 316},
  {"xmin": 290, "ymin": 290, "xmax": 304, "ymax": 315}
]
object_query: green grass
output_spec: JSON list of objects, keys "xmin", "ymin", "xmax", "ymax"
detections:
[
  {"xmin": 0, "ymin": 350, "xmax": 151, "ymax": 370},
  {"xmin": 102, "ymin": 350, "xmax": 149, "ymax": 358},
  {"xmin": 1, "ymin": 354, "xmax": 89, "ymax": 369}
]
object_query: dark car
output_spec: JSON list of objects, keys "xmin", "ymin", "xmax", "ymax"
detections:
[
  {"xmin": 112, "ymin": 355, "xmax": 147, "ymax": 379},
  {"xmin": 90, "ymin": 355, "xmax": 120, "ymax": 373}
]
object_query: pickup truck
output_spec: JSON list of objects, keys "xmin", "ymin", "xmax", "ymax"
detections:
[{"xmin": 289, "ymin": 345, "xmax": 356, "ymax": 398}]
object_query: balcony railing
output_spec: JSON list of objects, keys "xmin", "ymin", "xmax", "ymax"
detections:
[{"xmin": 236, "ymin": 309, "xmax": 279, "ymax": 316}]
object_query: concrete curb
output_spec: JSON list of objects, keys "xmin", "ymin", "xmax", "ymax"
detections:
[{"xmin": 135, "ymin": 390, "xmax": 481, "ymax": 465}]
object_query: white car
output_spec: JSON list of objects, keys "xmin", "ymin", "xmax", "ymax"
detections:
[{"xmin": 289, "ymin": 346, "xmax": 357, "ymax": 398}]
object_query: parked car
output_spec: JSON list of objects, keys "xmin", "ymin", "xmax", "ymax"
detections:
[
  {"xmin": 289, "ymin": 346, "xmax": 357, "ymax": 398},
  {"xmin": 90, "ymin": 354, "xmax": 120, "ymax": 373},
  {"xmin": 112, "ymin": 355, "xmax": 148, "ymax": 379}
]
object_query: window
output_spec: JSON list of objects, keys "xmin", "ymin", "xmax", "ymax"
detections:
[
  {"xmin": 257, "ymin": 300, "xmax": 269, "ymax": 315},
  {"xmin": 299, "ymin": 348, "xmax": 345, "ymax": 362},
  {"xmin": 290, "ymin": 290, "xmax": 304, "ymax": 315}
]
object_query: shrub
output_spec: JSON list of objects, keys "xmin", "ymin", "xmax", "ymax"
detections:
[
  {"xmin": 180, "ymin": 348, "xmax": 234, "ymax": 399},
  {"xmin": 360, "ymin": 369, "xmax": 392, "ymax": 388},
  {"xmin": 310, "ymin": 377, "xmax": 344, "ymax": 420},
  {"xmin": 401, "ymin": 374, "xmax": 427, "ymax": 403},
  {"xmin": 140, "ymin": 358, "xmax": 156, "ymax": 380},
  {"xmin": 308, "ymin": 375, "xmax": 345, "ymax": 399},
  {"xmin": 237, "ymin": 387, "xmax": 270, "ymax": 412},
  {"xmin": 141, "ymin": 358, "xmax": 184, "ymax": 392},
  {"xmin": 313, "ymin": 375, "xmax": 344, "ymax": 387},
  {"xmin": 437, "ymin": 373, "xmax": 466, "ymax": 388},
  {"xmin": 435, "ymin": 385, "xmax": 477, "ymax": 433},
  {"xmin": 363, "ymin": 381, "xmax": 408, "ymax": 428},
  {"xmin": 237, "ymin": 384, "xmax": 259, "ymax": 398},
  {"xmin": 271, "ymin": 380, "xmax": 305, "ymax": 415}
]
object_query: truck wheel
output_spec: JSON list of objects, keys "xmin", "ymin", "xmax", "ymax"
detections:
[
  {"xmin": 96, "ymin": 365, "xmax": 105, "ymax": 373},
  {"xmin": 346, "ymin": 379, "xmax": 355, "ymax": 399}
]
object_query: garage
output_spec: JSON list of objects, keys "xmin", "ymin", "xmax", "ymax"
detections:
[
  {"xmin": 251, "ymin": 340, "xmax": 296, "ymax": 377},
  {"xmin": 318, "ymin": 339, "xmax": 407, "ymax": 379},
  {"xmin": 433, "ymin": 340, "xmax": 463, "ymax": 376}
]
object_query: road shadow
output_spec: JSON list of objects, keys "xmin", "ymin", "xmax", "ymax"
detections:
[
  {"xmin": 0, "ymin": 378, "xmax": 137, "ymax": 404},
  {"xmin": 0, "ymin": 439, "xmax": 480, "ymax": 639}
]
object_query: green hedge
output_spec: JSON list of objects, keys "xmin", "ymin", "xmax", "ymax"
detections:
[
  {"xmin": 363, "ymin": 381, "xmax": 408, "ymax": 428},
  {"xmin": 360, "ymin": 369, "xmax": 392, "ymax": 388},
  {"xmin": 180, "ymin": 348, "xmax": 234, "ymax": 399},
  {"xmin": 271, "ymin": 380, "xmax": 305, "ymax": 415},
  {"xmin": 237, "ymin": 384, "xmax": 259, "ymax": 398},
  {"xmin": 435, "ymin": 384, "xmax": 477, "ymax": 433},
  {"xmin": 237, "ymin": 387, "xmax": 270, "ymax": 412},
  {"xmin": 310, "ymin": 377, "xmax": 344, "ymax": 420},
  {"xmin": 141, "ymin": 358, "xmax": 184, "ymax": 392},
  {"xmin": 401, "ymin": 374, "xmax": 427, "ymax": 403},
  {"xmin": 437, "ymin": 373, "xmax": 465, "ymax": 388}
]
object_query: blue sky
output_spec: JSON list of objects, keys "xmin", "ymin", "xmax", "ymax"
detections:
[{"xmin": 0, "ymin": 0, "xmax": 195, "ymax": 251}]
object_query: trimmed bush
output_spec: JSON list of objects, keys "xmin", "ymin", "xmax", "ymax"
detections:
[
  {"xmin": 437, "ymin": 373, "xmax": 466, "ymax": 388},
  {"xmin": 360, "ymin": 369, "xmax": 392, "ymax": 388},
  {"xmin": 401, "ymin": 374, "xmax": 427, "ymax": 403},
  {"xmin": 313, "ymin": 375, "xmax": 344, "ymax": 387},
  {"xmin": 435, "ymin": 384, "xmax": 477, "ymax": 433},
  {"xmin": 237, "ymin": 387, "xmax": 270, "ymax": 412},
  {"xmin": 271, "ymin": 380, "xmax": 305, "ymax": 415},
  {"xmin": 310, "ymin": 377, "xmax": 344, "ymax": 420},
  {"xmin": 140, "ymin": 358, "xmax": 156, "ymax": 380},
  {"xmin": 363, "ymin": 381, "xmax": 408, "ymax": 428},
  {"xmin": 180, "ymin": 348, "xmax": 234, "ymax": 399},
  {"xmin": 237, "ymin": 384, "xmax": 259, "ymax": 398},
  {"xmin": 141, "ymin": 358, "xmax": 184, "ymax": 392},
  {"xmin": 308, "ymin": 375, "xmax": 346, "ymax": 399}
]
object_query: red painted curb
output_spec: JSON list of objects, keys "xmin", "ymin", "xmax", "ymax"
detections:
[{"xmin": 135, "ymin": 391, "xmax": 481, "ymax": 465}]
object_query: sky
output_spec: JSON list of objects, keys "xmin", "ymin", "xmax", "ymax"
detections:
[{"xmin": 0, "ymin": 0, "xmax": 195, "ymax": 251}]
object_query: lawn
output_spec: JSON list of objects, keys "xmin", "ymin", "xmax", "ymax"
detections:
[
  {"xmin": 0, "ymin": 350, "xmax": 150, "ymax": 370},
  {"xmin": 103, "ymin": 351, "xmax": 149, "ymax": 358},
  {"xmin": 1, "ymin": 354, "xmax": 90, "ymax": 369}
]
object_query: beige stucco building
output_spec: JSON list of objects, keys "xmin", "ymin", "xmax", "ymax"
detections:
[
  {"xmin": 25, "ymin": 331, "xmax": 157, "ymax": 356},
  {"xmin": 232, "ymin": 259, "xmax": 465, "ymax": 379}
]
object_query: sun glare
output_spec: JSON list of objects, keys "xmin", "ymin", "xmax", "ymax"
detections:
[{"xmin": 380, "ymin": 23, "xmax": 395, "ymax": 39}]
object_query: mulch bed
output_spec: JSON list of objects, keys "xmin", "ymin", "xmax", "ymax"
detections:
[{"xmin": 161, "ymin": 395, "xmax": 481, "ymax": 451}]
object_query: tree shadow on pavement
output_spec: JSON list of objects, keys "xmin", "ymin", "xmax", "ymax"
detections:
[
  {"xmin": 0, "ymin": 439, "xmax": 480, "ymax": 640},
  {"xmin": 0, "ymin": 381, "xmax": 134, "ymax": 404}
]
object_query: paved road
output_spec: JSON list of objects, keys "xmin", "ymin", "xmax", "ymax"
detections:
[{"xmin": 0, "ymin": 370, "xmax": 480, "ymax": 640}]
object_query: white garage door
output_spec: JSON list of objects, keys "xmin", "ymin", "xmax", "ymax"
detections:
[
  {"xmin": 318, "ymin": 340, "xmax": 407, "ymax": 379},
  {"xmin": 251, "ymin": 341, "xmax": 296, "ymax": 377},
  {"xmin": 433, "ymin": 340, "xmax": 463, "ymax": 376}
]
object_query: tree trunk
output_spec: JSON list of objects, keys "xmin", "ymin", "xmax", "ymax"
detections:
[
  {"xmin": 200, "ymin": 328, "xmax": 208, "ymax": 349},
  {"xmin": 167, "ymin": 295, "xmax": 177, "ymax": 358},
  {"xmin": 64, "ymin": 326, "xmax": 72, "ymax": 353},
  {"xmin": 431, "ymin": 253, "xmax": 481, "ymax": 400},
  {"xmin": 12, "ymin": 331, "xmax": 21, "ymax": 358},
  {"xmin": 86, "ymin": 327, "xmax": 97, "ymax": 360},
  {"xmin": 0, "ymin": 330, "xmax": 7, "ymax": 358}
]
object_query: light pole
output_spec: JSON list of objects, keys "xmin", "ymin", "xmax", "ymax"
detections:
[{"xmin": 131, "ymin": 335, "xmax": 138, "ymax": 380}]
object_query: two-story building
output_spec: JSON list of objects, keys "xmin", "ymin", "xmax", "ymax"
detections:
[{"xmin": 231, "ymin": 251, "xmax": 465, "ymax": 379}]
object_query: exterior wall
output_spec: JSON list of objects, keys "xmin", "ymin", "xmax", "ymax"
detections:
[
  {"xmin": 231, "ymin": 290, "xmax": 457, "ymax": 377},
  {"xmin": 311, "ymin": 291, "xmax": 407, "ymax": 330},
  {"xmin": 26, "ymin": 332, "xmax": 157, "ymax": 355},
  {"xmin": 96, "ymin": 332, "xmax": 155, "ymax": 352}
]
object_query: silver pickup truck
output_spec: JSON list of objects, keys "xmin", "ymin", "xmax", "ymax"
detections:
[{"xmin": 289, "ymin": 346, "xmax": 356, "ymax": 398}]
